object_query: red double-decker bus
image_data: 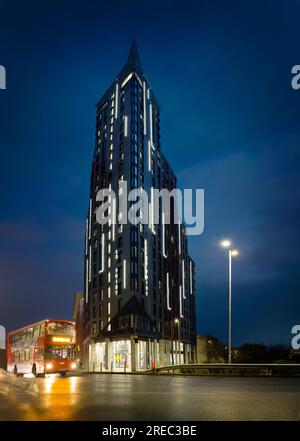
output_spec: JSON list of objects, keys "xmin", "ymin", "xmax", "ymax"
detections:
[{"xmin": 7, "ymin": 319, "xmax": 78, "ymax": 377}]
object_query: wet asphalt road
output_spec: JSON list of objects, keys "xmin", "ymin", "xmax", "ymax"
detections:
[{"xmin": 0, "ymin": 373, "xmax": 300, "ymax": 421}]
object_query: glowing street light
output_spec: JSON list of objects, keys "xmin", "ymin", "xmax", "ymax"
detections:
[
  {"xmin": 220, "ymin": 239, "xmax": 239, "ymax": 364},
  {"xmin": 221, "ymin": 239, "xmax": 231, "ymax": 248}
]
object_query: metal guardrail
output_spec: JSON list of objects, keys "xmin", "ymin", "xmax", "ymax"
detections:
[{"xmin": 148, "ymin": 363, "xmax": 300, "ymax": 376}]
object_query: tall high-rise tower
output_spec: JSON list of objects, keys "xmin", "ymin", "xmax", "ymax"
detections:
[{"xmin": 82, "ymin": 42, "xmax": 196, "ymax": 371}]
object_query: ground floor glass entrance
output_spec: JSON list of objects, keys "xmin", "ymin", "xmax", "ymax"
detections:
[
  {"xmin": 86, "ymin": 338, "xmax": 195, "ymax": 372},
  {"xmin": 112, "ymin": 340, "xmax": 131, "ymax": 370}
]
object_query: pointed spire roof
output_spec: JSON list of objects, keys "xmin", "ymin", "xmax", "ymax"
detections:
[
  {"xmin": 127, "ymin": 40, "xmax": 141, "ymax": 68},
  {"xmin": 117, "ymin": 40, "xmax": 143, "ymax": 81}
]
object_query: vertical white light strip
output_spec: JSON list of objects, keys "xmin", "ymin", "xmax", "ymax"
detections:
[
  {"xmin": 85, "ymin": 218, "xmax": 88, "ymax": 255},
  {"xmin": 182, "ymin": 260, "xmax": 186, "ymax": 299},
  {"xmin": 124, "ymin": 115, "xmax": 128, "ymax": 137},
  {"xmin": 148, "ymin": 202, "xmax": 152, "ymax": 232},
  {"xmin": 135, "ymin": 73, "xmax": 142, "ymax": 86},
  {"xmin": 115, "ymin": 82, "xmax": 119, "ymax": 119},
  {"xmin": 115, "ymin": 266, "xmax": 118, "ymax": 295},
  {"xmin": 150, "ymin": 187, "xmax": 156, "ymax": 235},
  {"xmin": 149, "ymin": 101, "xmax": 153, "ymax": 146},
  {"xmin": 162, "ymin": 212, "xmax": 167, "ymax": 258},
  {"xmin": 180, "ymin": 286, "xmax": 184, "ymax": 318},
  {"xmin": 88, "ymin": 199, "xmax": 92, "ymax": 239},
  {"xmin": 143, "ymin": 81, "xmax": 147, "ymax": 135},
  {"xmin": 178, "ymin": 223, "xmax": 181, "ymax": 255},
  {"xmin": 144, "ymin": 238, "xmax": 148, "ymax": 295},
  {"xmin": 85, "ymin": 258, "xmax": 89, "ymax": 303},
  {"xmin": 190, "ymin": 260, "xmax": 193, "ymax": 294},
  {"xmin": 166, "ymin": 273, "xmax": 171, "ymax": 310},
  {"xmin": 148, "ymin": 140, "xmax": 151, "ymax": 171},
  {"xmin": 88, "ymin": 246, "xmax": 92, "ymax": 282},
  {"xmin": 123, "ymin": 259, "xmax": 126, "ymax": 289},
  {"xmin": 121, "ymin": 72, "xmax": 133, "ymax": 87},
  {"xmin": 108, "ymin": 186, "xmax": 112, "ymax": 228},
  {"xmin": 112, "ymin": 198, "xmax": 116, "ymax": 241},
  {"xmin": 99, "ymin": 233, "xmax": 105, "ymax": 273}
]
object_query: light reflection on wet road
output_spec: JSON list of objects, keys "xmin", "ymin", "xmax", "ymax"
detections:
[{"xmin": 0, "ymin": 373, "xmax": 300, "ymax": 420}]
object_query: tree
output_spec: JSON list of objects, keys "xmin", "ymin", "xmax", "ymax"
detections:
[{"xmin": 235, "ymin": 343, "xmax": 268, "ymax": 363}]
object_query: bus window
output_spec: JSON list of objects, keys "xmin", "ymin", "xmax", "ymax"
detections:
[
  {"xmin": 26, "ymin": 328, "xmax": 33, "ymax": 339},
  {"xmin": 47, "ymin": 322, "xmax": 75, "ymax": 340}
]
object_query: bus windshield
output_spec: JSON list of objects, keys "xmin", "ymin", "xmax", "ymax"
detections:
[{"xmin": 46, "ymin": 345, "xmax": 75, "ymax": 359}]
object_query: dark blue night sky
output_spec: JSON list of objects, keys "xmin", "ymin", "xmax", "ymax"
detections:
[{"xmin": 0, "ymin": 0, "xmax": 299, "ymax": 345}]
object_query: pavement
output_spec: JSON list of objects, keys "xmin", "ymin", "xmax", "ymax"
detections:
[{"xmin": 0, "ymin": 370, "xmax": 300, "ymax": 420}]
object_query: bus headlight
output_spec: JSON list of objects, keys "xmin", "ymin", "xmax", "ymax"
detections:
[
  {"xmin": 46, "ymin": 363, "xmax": 53, "ymax": 370},
  {"xmin": 71, "ymin": 362, "xmax": 77, "ymax": 369}
]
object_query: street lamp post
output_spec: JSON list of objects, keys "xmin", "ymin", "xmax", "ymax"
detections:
[{"xmin": 220, "ymin": 240, "xmax": 238, "ymax": 364}]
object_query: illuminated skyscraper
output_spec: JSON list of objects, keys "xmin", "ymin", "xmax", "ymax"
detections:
[{"xmin": 82, "ymin": 42, "xmax": 196, "ymax": 371}]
